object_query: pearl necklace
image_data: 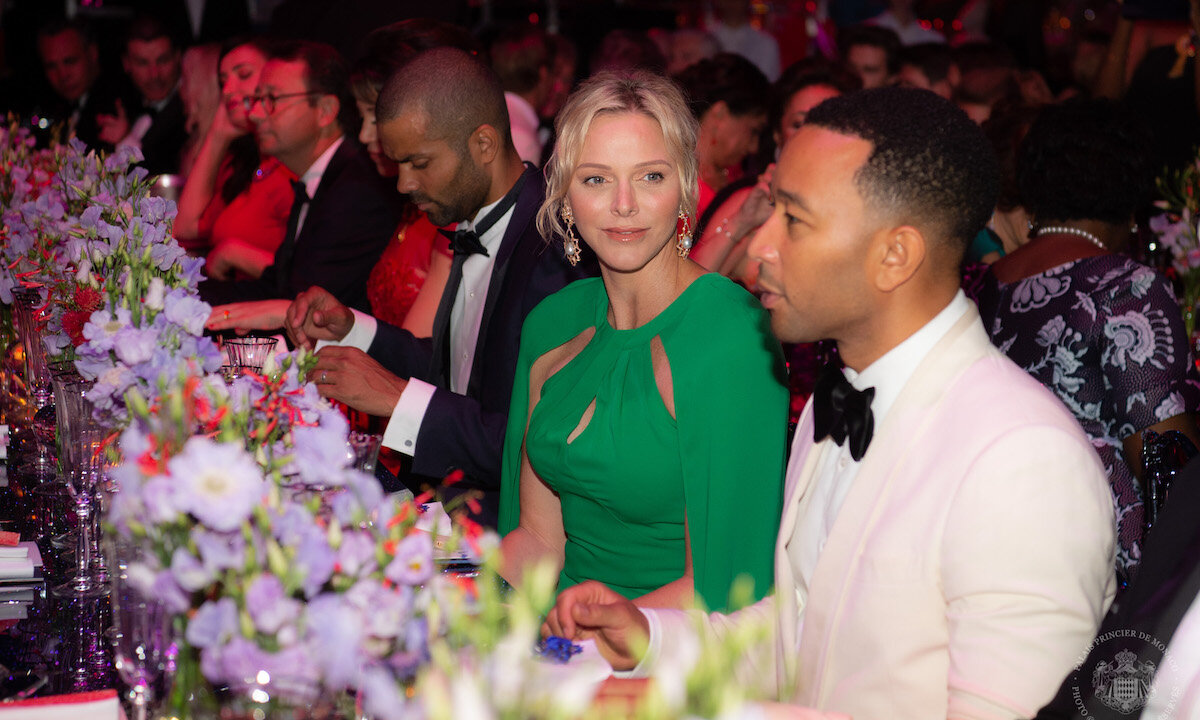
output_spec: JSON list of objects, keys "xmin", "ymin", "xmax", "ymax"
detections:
[{"xmin": 1035, "ymin": 225, "xmax": 1106, "ymax": 250}]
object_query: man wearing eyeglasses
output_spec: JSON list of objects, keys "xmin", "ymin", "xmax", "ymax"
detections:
[{"xmin": 199, "ymin": 40, "xmax": 402, "ymax": 314}]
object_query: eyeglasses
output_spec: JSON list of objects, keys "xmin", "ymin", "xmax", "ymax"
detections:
[{"xmin": 243, "ymin": 91, "xmax": 320, "ymax": 114}]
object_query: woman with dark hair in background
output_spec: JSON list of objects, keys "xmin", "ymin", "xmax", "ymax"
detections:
[
  {"xmin": 672, "ymin": 52, "xmax": 770, "ymax": 218},
  {"xmin": 174, "ymin": 37, "xmax": 296, "ymax": 280},
  {"xmin": 691, "ymin": 59, "xmax": 860, "ymax": 282},
  {"xmin": 978, "ymin": 98, "xmax": 1200, "ymax": 584}
]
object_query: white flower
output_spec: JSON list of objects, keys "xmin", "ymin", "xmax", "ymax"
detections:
[{"xmin": 145, "ymin": 276, "xmax": 166, "ymax": 311}]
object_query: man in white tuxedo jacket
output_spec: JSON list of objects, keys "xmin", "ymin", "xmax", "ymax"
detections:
[{"xmin": 544, "ymin": 87, "xmax": 1117, "ymax": 720}]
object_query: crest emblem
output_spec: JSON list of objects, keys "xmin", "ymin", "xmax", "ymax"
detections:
[{"xmin": 1093, "ymin": 649, "xmax": 1156, "ymax": 714}]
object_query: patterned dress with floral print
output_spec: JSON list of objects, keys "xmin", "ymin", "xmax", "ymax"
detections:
[{"xmin": 977, "ymin": 254, "xmax": 1200, "ymax": 579}]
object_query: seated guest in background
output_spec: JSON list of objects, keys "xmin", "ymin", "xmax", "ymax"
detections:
[
  {"xmin": 952, "ymin": 41, "xmax": 1019, "ymax": 124},
  {"xmin": 896, "ymin": 42, "xmax": 959, "ymax": 99},
  {"xmin": 497, "ymin": 72, "xmax": 787, "ymax": 611},
  {"xmin": 174, "ymin": 38, "xmax": 295, "ymax": 275},
  {"xmin": 589, "ymin": 29, "xmax": 666, "ymax": 76},
  {"xmin": 693, "ymin": 59, "xmax": 859, "ymax": 282},
  {"xmin": 34, "ymin": 17, "xmax": 129, "ymax": 153},
  {"xmin": 283, "ymin": 48, "xmax": 590, "ymax": 527},
  {"xmin": 545, "ymin": 87, "xmax": 1116, "ymax": 719},
  {"xmin": 706, "ymin": 0, "xmax": 781, "ymax": 81},
  {"xmin": 98, "ymin": 15, "xmax": 189, "ymax": 176},
  {"xmin": 490, "ymin": 23, "xmax": 554, "ymax": 166},
  {"xmin": 977, "ymin": 98, "xmax": 1200, "ymax": 585},
  {"xmin": 664, "ymin": 28, "xmax": 719, "ymax": 76},
  {"xmin": 867, "ymin": 0, "xmax": 945, "ymax": 45},
  {"xmin": 838, "ymin": 24, "xmax": 901, "ymax": 89},
  {"xmin": 673, "ymin": 53, "xmax": 770, "ymax": 217},
  {"xmin": 199, "ymin": 40, "xmax": 402, "ymax": 314},
  {"xmin": 1036, "ymin": 454, "xmax": 1200, "ymax": 719},
  {"xmin": 178, "ymin": 43, "xmax": 222, "ymax": 177}
]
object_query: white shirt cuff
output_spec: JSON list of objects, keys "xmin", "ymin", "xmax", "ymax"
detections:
[
  {"xmin": 315, "ymin": 308, "xmax": 377, "ymax": 353},
  {"xmin": 613, "ymin": 608, "xmax": 662, "ymax": 679},
  {"xmin": 381, "ymin": 378, "xmax": 436, "ymax": 457}
]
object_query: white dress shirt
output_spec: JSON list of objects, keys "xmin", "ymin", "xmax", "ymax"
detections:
[
  {"xmin": 323, "ymin": 192, "xmax": 517, "ymax": 456},
  {"xmin": 791, "ymin": 291, "xmax": 969, "ymax": 610},
  {"xmin": 293, "ymin": 136, "xmax": 344, "ymax": 239}
]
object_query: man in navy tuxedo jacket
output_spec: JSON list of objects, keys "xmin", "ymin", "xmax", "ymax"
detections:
[{"xmin": 286, "ymin": 48, "xmax": 589, "ymax": 527}]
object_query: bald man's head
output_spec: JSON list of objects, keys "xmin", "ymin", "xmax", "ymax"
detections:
[{"xmin": 377, "ymin": 47, "xmax": 511, "ymax": 154}]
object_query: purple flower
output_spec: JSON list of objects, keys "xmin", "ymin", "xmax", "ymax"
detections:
[
  {"xmin": 221, "ymin": 636, "xmax": 268, "ymax": 688},
  {"xmin": 256, "ymin": 645, "xmax": 321, "ymax": 702},
  {"xmin": 82, "ymin": 306, "xmax": 132, "ymax": 353},
  {"xmin": 295, "ymin": 532, "xmax": 336, "ymax": 598},
  {"xmin": 245, "ymin": 574, "xmax": 301, "ymax": 635},
  {"xmin": 336, "ymin": 531, "xmax": 378, "ymax": 579},
  {"xmin": 163, "ymin": 289, "xmax": 211, "ymax": 336},
  {"xmin": 186, "ymin": 597, "xmax": 238, "ymax": 649},
  {"xmin": 191, "ymin": 528, "xmax": 246, "ymax": 573},
  {"xmin": 113, "ymin": 326, "xmax": 158, "ymax": 365},
  {"xmin": 152, "ymin": 569, "xmax": 191, "ymax": 614},
  {"xmin": 288, "ymin": 423, "xmax": 352, "ymax": 486},
  {"xmin": 305, "ymin": 594, "xmax": 365, "ymax": 690},
  {"xmin": 384, "ymin": 534, "xmax": 433, "ymax": 586},
  {"xmin": 140, "ymin": 475, "xmax": 182, "ymax": 524},
  {"xmin": 170, "ymin": 547, "xmax": 213, "ymax": 592},
  {"xmin": 169, "ymin": 437, "xmax": 265, "ymax": 532},
  {"xmin": 359, "ymin": 665, "xmax": 408, "ymax": 720}
]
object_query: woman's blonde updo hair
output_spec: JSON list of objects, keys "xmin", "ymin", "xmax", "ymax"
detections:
[{"xmin": 537, "ymin": 71, "xmax": 700, "ymax": 246}]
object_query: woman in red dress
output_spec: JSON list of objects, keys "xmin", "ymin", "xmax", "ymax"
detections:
[{"xmin": 174, "ymin": 38, "xmax": 295, "ymax": 280}]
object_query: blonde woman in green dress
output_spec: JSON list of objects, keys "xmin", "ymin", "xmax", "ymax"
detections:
[{"xmin": 498, "ymin": 72, "xmax": 788, "ymax": 611}]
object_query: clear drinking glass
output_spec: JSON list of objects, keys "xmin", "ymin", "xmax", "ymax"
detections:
[
  {"xmin": 223, "ymin": 336, "xmax": 278, "ymax": 377},
  {"xmin": 106, "ymin": 536, "xmax": 174, "ymax": 720},
  {"xmin": 51, "ymin": 375, "xmax": 107, "ymax": 599}
]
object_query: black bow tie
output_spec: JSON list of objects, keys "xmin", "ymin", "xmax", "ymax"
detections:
[
  {"xmin": 812, "ymin": 362, "xmax": 875, "ymax": 462},
  {"xmin": 439, "ymin": 228, "xmax": 490, "ymax": 258}
]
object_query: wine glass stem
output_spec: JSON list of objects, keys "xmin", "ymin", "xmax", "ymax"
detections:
[{"xmin": 76, "ymin": 501, "xmax": 92, "ymax": 580}]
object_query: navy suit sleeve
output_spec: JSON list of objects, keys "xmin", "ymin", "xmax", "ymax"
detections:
[{"xmin": 367, "ymin": 321, "xmax": 435, "ymax": 384}]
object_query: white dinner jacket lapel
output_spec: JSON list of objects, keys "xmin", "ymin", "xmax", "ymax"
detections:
[{"xmin": 783, "ymin": 306, "xmax": 987, "ymax": 706}]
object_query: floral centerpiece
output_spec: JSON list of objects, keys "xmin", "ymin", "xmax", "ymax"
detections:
[
  {"xmin": 1150, "ymin": 153, "xmax": 1200, "ymax": 337},
  {"xmin": 107, "ymin": 353, "xmax": 472, "ymax": 715},
  {"xmin": 0, "ymin": 124, "xmax": 219, "ymax": 423}
]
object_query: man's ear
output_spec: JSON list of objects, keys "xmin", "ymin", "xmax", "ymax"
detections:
[
  {"xmin": 470, "ymin": 123, "xmax": 501, "ymax": 165},
  {"xmin": 315, "ymin": 94, "xmax": 339, "ymax": 130},
  {"xmin": 871, "ymin": 225, "xmax": 926, "ymax": 293}
]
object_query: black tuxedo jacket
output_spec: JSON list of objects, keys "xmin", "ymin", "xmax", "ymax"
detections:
[
  {"xmin": 139, "ymin": 91, "xmax": 188, "ymax": 177},
  {"xmin": 1036, "ymin": 457, "xmax": 1200, "ymax": 719},
  {"xmin": 367, "ymin": 166, "xmax": 592, "ymax": 527},
  {"xmin": 199, "ymin": 137, "xmax": 402, "ymax": 313}
]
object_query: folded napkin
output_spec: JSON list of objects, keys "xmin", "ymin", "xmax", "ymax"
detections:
[
  {"xmin": 0, "ymin": 548, "xmax": 27, "ymax": 560},
  {"xmin": 0, "ymin": 559, "xmax": 32, "ymax": 581},
  {"xmin": 0, "ymin": 533, "xmax": 18, "ymax": 548},
  {"xmin": 0, "ymin": 689, "xmax": 122, "ymax": 720}
]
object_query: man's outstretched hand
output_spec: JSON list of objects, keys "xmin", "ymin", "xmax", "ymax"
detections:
[
  {"xmin": 311, "ymin": 346, "xmax": 408, "ymax": 416},
  {"xmin": 542, "ymin": 580, "xmax": 650, "ymax": 671},
  {"xmin": 286, "ymin": 286, "xmax": 355, "ymax": 350}
]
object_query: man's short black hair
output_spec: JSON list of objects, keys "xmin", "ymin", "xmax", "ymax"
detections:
[
  {"xmin": 805, "ymin": 86, "xmax": 999, "ymax": 254},
  {"xmin": 838, "ymin": 25, "xmax": 902, "ymax": 75},
  {"xmin": 674, "ymin": 52, "xmax": 771, "ymax": 120},
  {"xmin": 899, "ymin": 43, "xmax": 955, "ymax": 85},
  {"xmin": 37, "ymin": 16, "xmax": 96, "ymax": 47},
  {"xmin": 1017, "ymin": 98, "xmax": 1152, "ymax": 226},
  {"xmin": 269, "ymin": 40, "xmax": 357, "ymax": 136},
  {"xmin": 376, "ymin": 47, "xmax": 511, "ymax": 152},
  {"xmin": 123, "ymin": 14, "xmax": 179, "ymax": 54}
]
